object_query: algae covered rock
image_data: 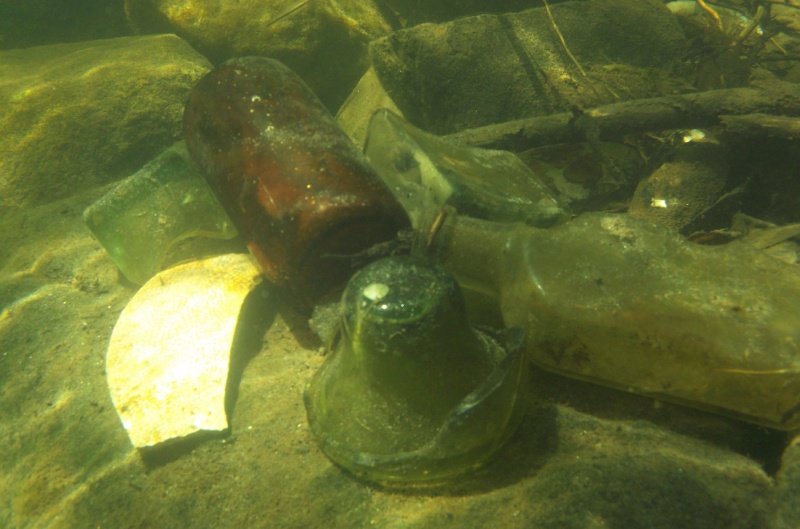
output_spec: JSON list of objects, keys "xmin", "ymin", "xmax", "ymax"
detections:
[
  {"xmin": 0, "ymin": 35, "xmax": 211, "ymax": 211},
  {"xmin": 370, "ymin": 0, "xmax": 687, "ymax": 134},
  {"xmin": 125, "ymin": 0, "xmax": 392, "ymax": 110}
]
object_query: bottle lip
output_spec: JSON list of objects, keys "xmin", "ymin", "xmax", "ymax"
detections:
[{"xmin": 413, "ymin": 206, "xmax": 458, "ymax": 258}]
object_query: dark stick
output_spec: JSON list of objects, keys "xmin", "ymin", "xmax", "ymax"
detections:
[{"xmin": 446, "ymin": 80, "xmax": 800, "ymax": 151}]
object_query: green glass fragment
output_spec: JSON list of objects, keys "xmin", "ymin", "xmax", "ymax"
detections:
[
  {"xmin": 304, "ymin": 256, "xmax": 527, "ymax": 486},
  {"xmin": 364, "ymin": 109, "xmax": 569, "ymax": 228},
  {"xmin": 83, "ymin": 142, "xmax": 238, "ymax": 285}
]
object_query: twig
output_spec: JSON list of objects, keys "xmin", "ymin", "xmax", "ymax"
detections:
[
  {"xmin": 264, "ymin": 0, "xmax": 311, "ymax": 28},
  {"xmin": 445, "ymin": 80, "xmax": 800, "ymax": 151},
  {"xmin": 696, "ymin": 0, "xmax": 724, "ymax": 29},
  {"xmin": 542, "ymin": 0, "xmax": 587, "ymax": 78}
]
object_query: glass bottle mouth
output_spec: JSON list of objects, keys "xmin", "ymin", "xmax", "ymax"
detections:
[
  {"xmin": 343, "ymin": 255, "xmax": 452, "ymax": 325},
  {"xmin": 340, "ymin": 256, "xmax": 481, "ymax": 380}
]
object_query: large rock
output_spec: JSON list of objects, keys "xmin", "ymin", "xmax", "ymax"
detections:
[
  {"xmin": 0, "ymin": 35, "xmax": 211, "ymax": 212},
  {"xmin": 370, "ymin": 0, "xmax": 688, "ymax": 134},
  {"xmin": 124, "ymin": 0, "xmax": 392, "ymax": 110},
  {"xmin": 775, "ymin": 435, "xmax": 800, "ymax": 529}
]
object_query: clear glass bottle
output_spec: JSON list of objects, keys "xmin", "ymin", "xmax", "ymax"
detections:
[{"xmin": 419, "ymin": 209, "xmax": 800, "ymax": 430}]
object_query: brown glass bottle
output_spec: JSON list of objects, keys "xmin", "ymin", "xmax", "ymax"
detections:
[
  {"xmin": 421, "ymin": 209, "xmax": 800, "ymax": 430},
  {"xmin": 183, "ymin": 57, "xmax": 409, "ymax": 307}
]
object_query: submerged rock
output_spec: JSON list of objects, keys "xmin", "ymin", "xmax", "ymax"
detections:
[
  {"xmin": 125, "ymin": 0, "xmax": 392, "ymax": 109},
  {"xmin": 370, "ymin": 0, "xmax": 687, "ymax": 134},
  {"xmin": 775, "ymin": 435, "xmax": 800, "ymax": 529},
  {"xmin": 0, "ymin": 35, "xmax": 211, "ymax": 212}
]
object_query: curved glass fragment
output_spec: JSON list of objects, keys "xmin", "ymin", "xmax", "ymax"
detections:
[{"xmin": 364, "ymin": 109, "xmax": 569, "ymax": 229}]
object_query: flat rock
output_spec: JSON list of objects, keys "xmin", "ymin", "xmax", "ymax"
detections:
[
  {"xmin": 106, "ymin": 253, "xmax": 262, "ymax": 449},
  {"xmin": 0, "ymin": 34, "xmax": 211, "ymax": 211}
]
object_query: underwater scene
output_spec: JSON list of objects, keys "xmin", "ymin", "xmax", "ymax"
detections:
[{"xmin": 3, "ymin": 0, "xmax": 800, "ymax": 527}]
